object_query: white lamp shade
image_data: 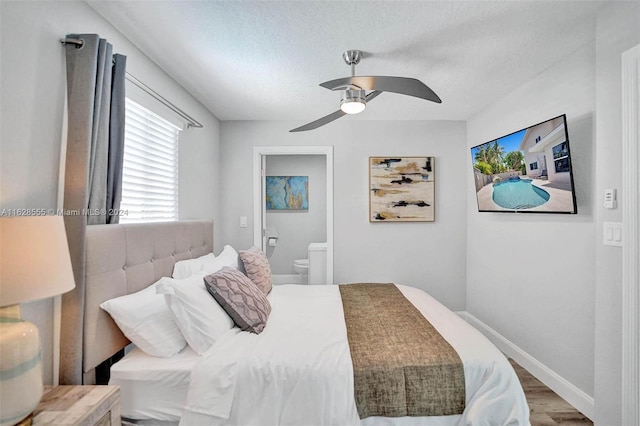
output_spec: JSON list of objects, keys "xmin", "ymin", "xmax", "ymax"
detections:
[{"xmin": 0, "ymin": 216, "xmax": 75, "ymax": 307}]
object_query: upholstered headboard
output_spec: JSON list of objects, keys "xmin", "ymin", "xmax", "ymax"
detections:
[{"xmin": 83, "ymin": 220, "xmax": 213, "ymax": 379}]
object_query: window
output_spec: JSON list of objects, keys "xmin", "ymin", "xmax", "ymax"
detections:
[
  {"xmin": 535, "ymin": 136, "xmax": 541, "ymax": 143},
  {"xmin": 552, "ymin": 142, "xmax": 570, "ymax": 173},
  {"xmin": 554, "ymin": 157, "xmax": 570, "ymax": 173},
  {"xmin": 120, "ymin": 98, "xmax": 181, "ymax": 223},
  {"xmin": 530, "ymin": 162, "xmax": 538, "ymax": 170},
  {"xmin": 552, "ymin": 142, "xmax": 569, "ymax": 159}
]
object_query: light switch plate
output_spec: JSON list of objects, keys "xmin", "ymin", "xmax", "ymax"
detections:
[{"xmin": 603, "ymin": 222, "xmax": 623, "ymax": 247}]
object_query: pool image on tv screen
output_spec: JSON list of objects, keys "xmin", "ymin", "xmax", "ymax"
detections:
[{"xmin": 471, "ymin": 114, "xmax": 577, "ymax": 214}]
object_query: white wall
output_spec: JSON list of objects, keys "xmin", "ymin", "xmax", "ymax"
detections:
[
  {"xmin": 265, "ymin": 155, "xmax": 326, "ymax": 274},
  {"xmin": 593, "ymin": 3, "xmax": 640, "ymax": 424},
  {"xmin": 466, "ymin": 41, "xmax": 597, "ymax": 400},
  {"xmin": 220, "ymin": 120, "xmax": 468, "ymax": 310},
  {"xmin": 467, "ymin": 5, "xmax": 640, "ymax": 421},
  {"xmin": 0, "ymin": 0, "xmax": 221, "ymax": 384}
]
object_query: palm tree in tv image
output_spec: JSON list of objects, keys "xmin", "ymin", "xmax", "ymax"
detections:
[
  {"xmin": 488, "ymin": 141, "xmax": 505, "ymax": 173},
  {"xmin": 473, "ymin": 141, "xmax": 507, "ymax": 176}
]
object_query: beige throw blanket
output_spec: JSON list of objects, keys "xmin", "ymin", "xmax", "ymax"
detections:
[{"xmin": 339, "ymin": 283, "xmax": 465, "ymax": 418}]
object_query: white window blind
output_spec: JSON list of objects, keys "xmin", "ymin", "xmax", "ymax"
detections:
[{"xmin": 120, "ymin": 98, "xmax": 181, "ymax": 223}]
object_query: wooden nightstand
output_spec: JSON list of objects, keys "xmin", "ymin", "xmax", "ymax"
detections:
[{"xmin": 26, "ymin": 385, "xmax": 121, "ymax": 426}]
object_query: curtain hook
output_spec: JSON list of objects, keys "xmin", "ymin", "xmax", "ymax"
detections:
[{"xmin": 60, "ymin": 38, "xmax": 84, "ymax": 49}]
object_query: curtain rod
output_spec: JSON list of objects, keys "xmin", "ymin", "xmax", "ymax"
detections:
[{"xmin": 60, "ymin": 37, "xmax": 203, "ymax": 129}]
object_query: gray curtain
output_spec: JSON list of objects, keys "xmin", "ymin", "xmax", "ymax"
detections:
[
  {"xmin": 107, "ymin": 54, "xmax": 126, "ymax": 224},
  {"xmin": 60, "ymin": 34, "xmax": 126, "ymax": 385}
]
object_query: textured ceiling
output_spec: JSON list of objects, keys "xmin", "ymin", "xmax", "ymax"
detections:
[{"xmin": 88, "ymin": 0, "xmax": 605, "ymax": 124}]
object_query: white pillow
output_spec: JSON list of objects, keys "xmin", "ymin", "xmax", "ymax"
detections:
[
  {"xmin": 200, "ymin": 245, "xmax": 241, "ymax": 275},
  {"xmin": 156, "ymin": 273, "xmax": 235, "ymax": 355},
  {"xmin": 100, "ymin": 280, "xmax": 187, "ymax": 357},
  {"xmin": 172, "ymin": 252, "xmax": 216, "ymax": 279}
]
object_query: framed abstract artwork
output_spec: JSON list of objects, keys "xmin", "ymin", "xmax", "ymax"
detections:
[
  {"xmin": 369, "ymin": 157, "xmax": 435, "ymax": 222},
  {"xmin": 266, "ymin": 176, "xmax": 309, "ymax": 210}
]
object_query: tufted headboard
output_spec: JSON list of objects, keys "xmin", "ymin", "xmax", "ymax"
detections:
[{"xmin": 83, "ymin": 220, "xmax": 213, "ymax": 380}]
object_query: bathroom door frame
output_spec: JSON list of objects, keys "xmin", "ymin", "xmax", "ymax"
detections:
[
  {"xmin": 621, "ymin": 43, "xmax": 639, "ymax": 426},
  {"xmin": 252, "ymin": 146, "xmax": 334, "ymax": 284}
]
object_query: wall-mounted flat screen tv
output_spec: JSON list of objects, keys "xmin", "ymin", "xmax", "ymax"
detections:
[{"xmin": 471, "ymin": 114, "xmax": 577, "ymax": 214}]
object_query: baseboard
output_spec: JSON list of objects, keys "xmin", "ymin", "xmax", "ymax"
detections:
[
  {"xmin": 272, "ymin": 274, "xmax": 301, "ymax": 285},
  {"xmin": 457, "ymin": 311, "xmax": 594, "ymax": 420}
]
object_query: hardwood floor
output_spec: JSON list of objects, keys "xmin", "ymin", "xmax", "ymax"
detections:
[{"xmin": 510, "ymin": 359, "xmax": 593, "ymax": 426}]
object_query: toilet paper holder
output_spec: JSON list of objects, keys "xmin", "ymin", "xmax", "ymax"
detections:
[{"xmin": 267, "ymin": 236, "xmax": 278, "ymax": 247}]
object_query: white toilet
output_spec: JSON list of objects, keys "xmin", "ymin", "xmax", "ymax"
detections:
[
  {"xmin": 293, "ymin": 258, "xmax": 309, "ymax": 285},
  {"xmin": 293, "ymin": 242, "xmax": 327, "ymax": 285}
]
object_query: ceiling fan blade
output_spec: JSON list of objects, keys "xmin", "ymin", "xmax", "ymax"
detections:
[
  {"xmin": 290, "ymin": 110, "xmax": 346, "ymax": 132},
  {"xmin": 320, "ymin": 76, "xmax": 441, "ymax": 103},
  {"xmin": 290, "ymin": 91, "xmax": 382, "ymax": 132}
]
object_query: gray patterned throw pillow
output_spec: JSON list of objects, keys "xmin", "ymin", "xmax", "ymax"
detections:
[
  {"xmin": 239, "ymin": 246, "xmax": 272, "ymax": 295},
  {"xmin": 204, "ymin": 266, "xmax": 271, "ymax": 334}
]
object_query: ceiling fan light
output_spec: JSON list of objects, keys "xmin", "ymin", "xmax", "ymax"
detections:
[
  {"xmin": 340, "ymin": 90, "xmax": 367, "ymax": 114},
  {"xmin": 341, "ymin": 99, "xmax": 366, "ymax": 114}
]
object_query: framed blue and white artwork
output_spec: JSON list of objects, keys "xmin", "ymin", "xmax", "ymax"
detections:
[{"xmin": 266, "ymin": 176, "xmax": 309, "ymax": 210}]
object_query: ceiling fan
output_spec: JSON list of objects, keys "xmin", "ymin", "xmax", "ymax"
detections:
[{"xmin": 290, "ymin": 50, "xmax": 442, "ymax": 132}]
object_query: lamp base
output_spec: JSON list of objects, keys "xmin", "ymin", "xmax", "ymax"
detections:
[{"xmin": 0, "ymin": 305, "xmax": 43, "ymax": 426}]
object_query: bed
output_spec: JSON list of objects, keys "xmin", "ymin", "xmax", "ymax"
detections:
[{"xmin": 84, "ymin": 220, "xmax": 530, "ymax": 425}]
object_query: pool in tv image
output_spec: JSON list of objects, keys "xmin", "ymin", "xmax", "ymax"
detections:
[{"xmin": 471, "ymin": 114, "xmax": 577, "ymax": 214}]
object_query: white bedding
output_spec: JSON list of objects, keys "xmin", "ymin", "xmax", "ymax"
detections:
[
  {"xmin": 181, "ymin": 284, "xmax": 530, "ymax": 426},
  {"xmin": 109, "ymin": 346, "xmax": 199, "ymax": 422}
]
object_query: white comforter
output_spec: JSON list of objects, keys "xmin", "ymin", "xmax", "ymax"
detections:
[{"xmin": 180, "ymin": 284, "xmax": 530, "ymax": 426}]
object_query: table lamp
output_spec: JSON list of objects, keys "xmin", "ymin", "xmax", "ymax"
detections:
[{"xmin": 0, "ymin": 216, "xmax": 75, "ymax": 426}]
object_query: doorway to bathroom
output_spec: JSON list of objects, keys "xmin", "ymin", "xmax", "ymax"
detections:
[{"xmin": 252, "ymin": 146, "xmax": 334, "ymax": 284}]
